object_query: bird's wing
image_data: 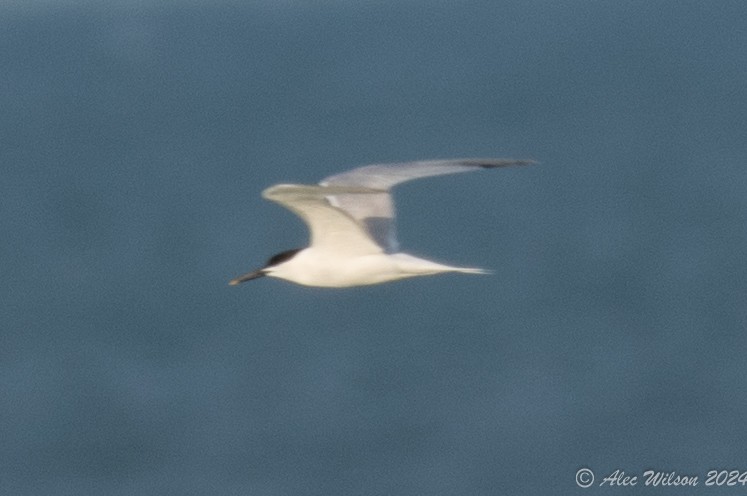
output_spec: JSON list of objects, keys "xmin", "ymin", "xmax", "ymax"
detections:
[
  {"xmin": 262, "ymin": 184, "xmax": 385, "ymax": 256},
  {"xmin": 319, "ymin": 158, "xmax": 535, "ymax": 252},
  {"xmin": 320, "ymin": 158, "xmax": 536, "ymax": 189}
]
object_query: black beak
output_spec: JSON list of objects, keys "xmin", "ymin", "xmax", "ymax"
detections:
[{"xmin": 229, "ymin": 269, "xmax": 266, "ymax": 286}]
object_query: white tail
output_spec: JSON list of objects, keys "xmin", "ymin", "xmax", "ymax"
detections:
[{"xmin": 452, "ymin": 267, "xmax": 492, "ymax": 275}]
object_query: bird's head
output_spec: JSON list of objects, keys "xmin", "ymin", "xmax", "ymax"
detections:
[{"xmin": 229, "ymin": 248, "xmax": 302, "ymax": 285}]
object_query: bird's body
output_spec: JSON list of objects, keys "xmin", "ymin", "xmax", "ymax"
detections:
[
  {"xmin": 230, "ymin": 158, "xmax": 534, "ymax": 288},
  {"xmin": 263, "ymin": 250, "xmax": 486, "ymax": 288}
]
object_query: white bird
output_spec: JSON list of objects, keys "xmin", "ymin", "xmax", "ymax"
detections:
[{"xmin": 230, "ymin": 158, "xmax": 534, "ymax": 288}]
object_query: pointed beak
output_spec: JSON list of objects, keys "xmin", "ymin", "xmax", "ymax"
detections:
[{"xmin": 229, "ymin": 269, "xmax": 266, "ymax": 286}]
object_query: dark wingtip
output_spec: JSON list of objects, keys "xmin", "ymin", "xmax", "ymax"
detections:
[{"xmin": 473, "ymin": 158, "xmax": 539, "ymax": 169}]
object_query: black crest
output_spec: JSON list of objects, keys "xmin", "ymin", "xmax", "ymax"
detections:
[{"xmin": 266, "ymin": 248, "xmax": 302, "ymax": 268}]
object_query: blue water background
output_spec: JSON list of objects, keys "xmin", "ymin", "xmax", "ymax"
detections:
[{"xmin": 2, "ymin": 1, "xmax": 747, "ymax": 494}]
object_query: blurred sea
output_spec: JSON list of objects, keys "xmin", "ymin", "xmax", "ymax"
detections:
[{"xmin": 2, "ymin": 1, "xmax": 747, "ymax": 494}]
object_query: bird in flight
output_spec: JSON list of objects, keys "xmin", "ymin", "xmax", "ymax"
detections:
[{"xmin": 230, "ymin": 158, "xmax": 534, "ymax": 288}]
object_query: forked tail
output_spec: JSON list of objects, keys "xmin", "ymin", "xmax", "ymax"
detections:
[
  {"xmin": 391, "ymin": 253, "xmax": 492, "ymax": 276},
  {"xmin": 451, "ymin": 267, "xmax": 492, "ymax": 275}
]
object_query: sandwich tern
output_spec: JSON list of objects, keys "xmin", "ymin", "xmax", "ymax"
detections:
[{"xmin": 230, "ymin": 158, "xmax": 534, "ymax": 287}]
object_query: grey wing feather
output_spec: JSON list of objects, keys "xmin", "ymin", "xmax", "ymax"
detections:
[
  {"xmin": 320, "ymin": 158, "xmax": 536, "ymax": 189},
  {"xmin": 325, "ymin": 191, "xmax": 398, "ymax": 252},
  {"xmin": 319, "ymin": 158, "xmax": 535, "ymax": 252}
]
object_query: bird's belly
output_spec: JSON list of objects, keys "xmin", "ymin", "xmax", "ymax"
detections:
[{"xmin": 292, "ymin": 254, "xmax": 406, "ymax": 287}]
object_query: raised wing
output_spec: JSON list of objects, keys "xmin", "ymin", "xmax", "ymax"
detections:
[
  {"xmin": 262, "ymin": 184, "xmax": 386, "ymax": 256},
  {"xmin": 319, "ymin": 158, "xmax": 535, "ymax": 252},
  {"xmin": 320, "ymin": 158, "xmax": 535, "ymax": 189}
]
